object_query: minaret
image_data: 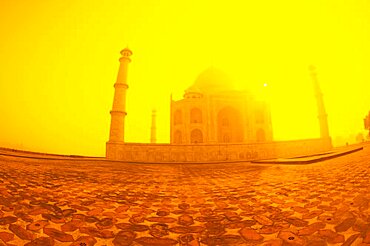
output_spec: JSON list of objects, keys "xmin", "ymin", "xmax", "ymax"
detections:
[
  {"xmin": 309, "ymin": 65, "xmax": 330, "ymax": 140},
  {"xmin": 151, "ymin": 109, "xmax": 157, "ymax": 143},
  {"xmin": 108, "ymin": 48, "xmax": 132, "ymax": 142}
]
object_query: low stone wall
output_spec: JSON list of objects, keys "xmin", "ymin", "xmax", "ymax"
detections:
[{"xmin": 106, "ymin": 138, "xmax": 332, "ymax": 163}]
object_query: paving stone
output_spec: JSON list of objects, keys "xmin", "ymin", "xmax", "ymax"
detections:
[
  {"xmin": 364, "ymin": 230, "xmax": 370, "ymax": 243},
  {"xmin": 238, "ymin": 227, "xmax": 263, "ymax": 242},
  {"xmin": 178, "ymin": 203, "xmax": 190, "ymax": 210},
  {"xmin": 129, "ymin": 214, "xmax": 146, "ymax": 224},
  {"xmin": 205, "ymin": 221, "xmax": 226, "ymax": 236},
  {"xmin": 318, "ymin": 214, "xmax": 340, "ymax": 224},
  {"xmin": 178, "ymin": 234, "xmax": 200, "ymax": 246},
  {"xmin": 0, "ymin": 232, "xmax": 14, "ymax": 242},
  {"xmin": 61, "ymin": 220, "xmax": 85, "ymax": 232},
  {"xmin": 199, "ymin": 208, "xmax": 214, "ymax": 216},
  {"xmin": 112, "ymin": 230, "xmax": 136, "ymax": 246},
  {"xmin": 298, "ymin": 222, "xmax": 326, "ymax": 236},
  {"xmin": 195, "ymin": 215, "xmax": 224, "ymax": 222},
  {"xmin": 200, "ymin": 234, "xmax": 243, "ymax": 245},
  {"xmin": 277, "ymin": 231, "xmax": 305, "ymax": 245},
  {"xmin": 79, "ymin": 226, "xmax": 115, "ymax": 238},
  {"xmin": 169, "ymin": 225, "xmax": 205, "ymax": 234},
  {"xmin": 9, "ymin": 224, "xmax": 35, "ymax": 240},
  {"xmin": 95, "ymin": 217, "xmax": 115, "ymax": 230},
  {"xmin": 135, "ymin": 237, "xmax": 178, "ymax": 245},
  {"xmin": 352, "ymin": 219, "xmax": 370, "ymax": 235},
  {"xmin": 317, "ymin": 205, "xmax": 337, "ymax": 211},
  {"xmin": 70, "ymin": 205, "xmax": 90, "ymax": 211},
  {"xmin": 302, "ymin": 210, "xmax": 323, "ymax": 219},
  {"xmin": 62, "ymin": 208, "xmax": 77, "ymax": 217},
  {"xmin": 24, "ymin": 237, "xmax": 54, "ymax": 246},
  {"xmin": 72, "ymin": 214, "xmax": 86, "ymax": 221},
  {"xmin": 225, "ymin": 220, "xmax": 256, "ymax": 229},
  {"xmin": 146, "ymin": 216, "xmax": 177, "ymax": 223},
  {"xmin": 149, "ymin": 223, "xmax": 169, "ymax": 238},
  {"xmin": 70, "ymin": 236, "xmax": 97, "ymax": 246},
  {"xmin": 178, "ymin": 214, "xmax": 194, "ymax": 226},
  {"xmin": 253, "ymin": 215, "xmax": 273, "ymax": 226},
  {"xmin": 318, "ymin": 229, "xmax": 345, "ymax": 244},
  {"xmin": 0, "ymin": 216, "xmax": 17, "ymax": 225},
  {"xmin": 284, "ymin": 217, "xmax": 309, "ymax": 227},
  {"xmin": 43, "ymin": 227, "xmax": 74, "ymax": 242},
  {"xmin": 115, "ymin": 223, "xmax": 149, "ymax": 232},
  {"xmin": 156, "ymin": 209, "xmax": 170, "ymax": 217},
  {"xmin": 304, "ymin": 201, "xmax": 321, "ymax": 208},
  {"xmin": 115, "ymin": 205, "xmax": 130, "ymax": 213},
  {"xmin": 259, "ymin": 225, "xmax": 280, "ymax": 234},
  {"xmin": 304, "ymin": 234, "xmax": 327, "ymax": 246},
  {"xmin": 262, "ymin": 239, "xmax": 283, "ymax": 246},
  {"xmin": 86, "ymin": 207, "xmax": 103, "ymax": 216},
  {"xmin": 342, "ymin": 233, "xmax": 361, "ymax": 246},
  {"xmin": 223, "ymin": 211, "xmax": 241, "ymax": 222},
  {"xmin": 42, "ymin": 213, "xmax": 65, "ymax": 224},
  {"xmin": 334, "ymin": 217, "xmax": 356, "ymax": 232},
  {"xmin": 291, "ymin": 206, "xmax": 309, "ymax": 214},
  {"xmin": 84, "ymin": 216, "xmax": 99, "ymax": 223},
  {"xmin": 27, "ymin": 220, "xmax": 49, "ymax": 231}
]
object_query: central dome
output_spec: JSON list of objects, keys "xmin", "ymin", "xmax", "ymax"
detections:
[{"xmin": 187, "ymin": 67, "xmax": 235, "ymax": 93}]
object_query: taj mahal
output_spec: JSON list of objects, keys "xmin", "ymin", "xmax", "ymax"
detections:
[
  {"xmin": 170, "ymin": 67, "xmax": 273, "ymax": 145},
  {"xmin": 106, "ymin": 48, "xmax": 332, "ymax": 163}
]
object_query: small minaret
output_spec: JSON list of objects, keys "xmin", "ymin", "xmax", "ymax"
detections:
[
  {"xmin": 151, "ymin": 109, "xmax": 157, "ymax": 143},
  {"xmin": 309, "ymin": 65, "xmax": 330, "ymax": 140},
  {"xmin": 108, "ymin": 48, "xmax": 132, "ymax": 142}
]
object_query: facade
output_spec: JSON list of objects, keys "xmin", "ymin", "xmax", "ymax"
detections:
[
  {"xmin": 106, "ymin": 49, "xmax": 332, "ymax": 163},
  {"xmin": 170, "ymin": 67, "xmax": 273, "ymax": 144}
]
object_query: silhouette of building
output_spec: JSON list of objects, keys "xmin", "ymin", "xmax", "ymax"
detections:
[
  {"xmin": 170, "ymin": 67, "xmax": 273, "ymax": 144},
  {"xmin": 106, "ymin": 49, "xmax": 332, "ymax": 163}
]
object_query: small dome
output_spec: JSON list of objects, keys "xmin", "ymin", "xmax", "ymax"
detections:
[
  {"xmin": 185, "ymin": 84, "xmax": 202, "ymax": 94},
  {"xmin": 190, "ymin": 67, "xmax": 234, "ymax": 93}
]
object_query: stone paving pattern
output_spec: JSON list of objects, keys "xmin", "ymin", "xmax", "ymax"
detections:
[{"xmin": 0, "ymin": 143, "xmax": 369, "ymax": 245}]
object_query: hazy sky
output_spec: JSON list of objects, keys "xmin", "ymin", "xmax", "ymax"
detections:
[{"xmin": 1, "ymin": 0, "xmax": 369, "ymax": 156}]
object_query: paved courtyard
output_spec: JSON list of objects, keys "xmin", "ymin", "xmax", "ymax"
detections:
[{"xmin": 0, "ymin": 143, "xmax": 369, "ymax": 246}]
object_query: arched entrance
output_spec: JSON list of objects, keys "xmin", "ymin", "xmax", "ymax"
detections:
[
  {"xmin": 190, "ymin": 108, "xmax": 202, "ymax": 123},
  {"xmin": 191, "ymin": 129, "xmax": 203, "ymax": 143},
  {"xmin": 174, "ymin": 110, "xmax": 182, "ymax": 125},
  {"xmin": 217, "ymin": 106, "xmax": 244, "ymax": 143},
  {"xmin": 256, "ymin": 128, "xmax": 266, "ymax": 142},
  {"xmin": 174, "ymin": 130, "xmax": 182, "ymax": 144}
]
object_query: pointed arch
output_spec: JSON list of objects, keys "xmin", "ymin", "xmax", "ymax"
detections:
[
  {"xmin": 190, "ymin": 129, "xmax": 203, "ymax": 143},
  {"xmin": 174, "ymin": 130, "xmax": 182, "ymax": 144},
  {"xmin": 174, "ymin": 110, "xmax": 182, "ymax": 125},
  {"xmin": 256, "ymin": 128, "xmax": 266, "ymax": 142},
  {"xmin": 190, "ymin": 108, "xmax": 202, "ymax": 123},
  {"xmin": 217, "ymin": 106, "xmax": 244, "ymax": 143}
]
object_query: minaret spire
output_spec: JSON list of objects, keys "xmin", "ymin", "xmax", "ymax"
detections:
[
  {"xmin": 151, "ymin": 109, "xmax": 157, "ymax": 143},
  {"xmin": 309, "ymin": 65, "xmax": 331, "ymax": 140},
  {"xmin": 108, "ymin": 48, "xmax": 132, "ymax": 142}
]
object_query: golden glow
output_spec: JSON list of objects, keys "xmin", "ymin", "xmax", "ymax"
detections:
[{"xmin": 0, "ymin": 0, "xmax": 369, "ymax": 156}]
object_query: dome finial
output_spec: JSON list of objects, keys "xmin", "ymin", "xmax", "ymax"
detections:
[{"xmin": 120, "ymin": 47, "xmax": 133, "ymax": 57}]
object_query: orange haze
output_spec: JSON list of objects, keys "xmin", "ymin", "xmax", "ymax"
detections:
[{"xmin": 0, "ymin": 0, "xmax": 369, "ymax": 156}]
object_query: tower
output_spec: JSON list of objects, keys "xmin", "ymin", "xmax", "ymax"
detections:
[
  {"xmin": 151, "ymin": 109, "xmax": 157, "ymax": 143},
  {"xmin": 108, "ymin": 48, "xmax": 132, "ymax": 142},
  {"xmin": 309, "ymin": 65, "xmax": 331, "ymax": 140}
]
